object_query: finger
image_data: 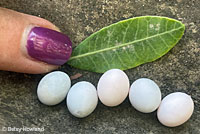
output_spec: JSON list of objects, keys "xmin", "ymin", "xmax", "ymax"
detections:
[{"xmin": 0, "ymin": 8, "xmax": 72, "ymax": 74}]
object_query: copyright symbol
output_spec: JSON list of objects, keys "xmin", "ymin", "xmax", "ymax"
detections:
[{"xmin": 1, "ymin": 127, "xmax": 7, "ymax": 131}]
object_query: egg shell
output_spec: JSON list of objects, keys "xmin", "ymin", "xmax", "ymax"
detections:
[
  {"xmin": 157, "ymin": 92, "xmax": 194, "ymax": 127},
  {"xmin": 129, "ymin": 78, "xmax": 161, "ymax": 113},
  {"xmin": 37, "ymin": 71, "xmax": 71, "ymax": 106},
  {"xmin": 67, "ymin": 81, "xmax": 98, "ymax": 118},
  {"xmin": 97, "ymin": 69, "xmax": 130, "ymax": 107}
]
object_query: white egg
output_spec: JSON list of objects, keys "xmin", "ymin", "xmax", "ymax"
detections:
[
  {"xmin": 97, "ymin": 69, "xmax": 130, "ymax": 107},
  {"xmin": 157, "ymin": 92, "xmax": 194, "ymax": 127},
  {"xmin": 67, "ymin": 81, "xmax": 98, "ymax": 118},
  {"xmin": 37, "ymin": 71, "xmax": 71, "ymax": 106},
  {"xmin": 129, "ymin": 78, "xmax": 161, "ymax": 113}
]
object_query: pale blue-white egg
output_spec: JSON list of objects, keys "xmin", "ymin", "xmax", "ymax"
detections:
[
  {"xmin": 37, "ymin": 71, "xmax": 71, "ymax": 106},
  {"xmin": 67, "ymin": 81, "xmax": 98, "ymax": 118},
  {"xmin": 157, "ymin": 92, "xmax": 194, "ymax": 127},
  {"xmin": 129, "ymin": 78, "xmax": 161, "ymax": 113}
]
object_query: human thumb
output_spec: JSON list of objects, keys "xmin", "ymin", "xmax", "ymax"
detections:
[{"xmin": 0, "ymin": 8, "xmax": 72, "ymax": 74}]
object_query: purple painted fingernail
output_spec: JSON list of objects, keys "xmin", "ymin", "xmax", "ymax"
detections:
[{"xmin": 27, "ymin": 27, "xmax": 72, "ymax": 65}]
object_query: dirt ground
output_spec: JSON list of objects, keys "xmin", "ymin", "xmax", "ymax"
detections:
[{"xmin": 0, "ymin": 0, "xmax": 199, "ymax": 134}]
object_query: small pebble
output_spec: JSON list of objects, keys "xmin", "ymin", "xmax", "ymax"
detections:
[
  {"xmin": 129, "ymin": 78, "xmax": 161, "ymax": 113},
  {"xmin": 157, "ymin": 92, "xmax": 194, "ymax": 127},
  {"xmin": 97, "ymin": 69, "xmax": 130, "ymax": 107},
  {"xmin": 37, "ymin": 71, "xmax": 71, "ymax": 106},
  {"xmin": 67, "ymin": 81, "xmax": 98, "ymax": 118}
]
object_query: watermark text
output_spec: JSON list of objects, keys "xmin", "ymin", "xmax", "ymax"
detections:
[{"xmin": 1, "ymin": 126, "xmax": 44, "ymax": 132}]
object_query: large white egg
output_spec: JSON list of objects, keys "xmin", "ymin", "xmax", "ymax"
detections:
[
  {"xmin": 37, "ymin": 71, "xmax": 71, "ymax": 106},
  {"xmin": 67, "ymin": 81, "xmax": 98, "ymax": 118},
  {"xmin": 129, "ymin": 78, "xmax": 161, "ymax": 113},
  {"xmin": 97, "ymin": 69, "xmax": 130, "ymax": 107},
  {"xmin": 157, "ymin": 92, "xmax": 194, "ymax": 127}
]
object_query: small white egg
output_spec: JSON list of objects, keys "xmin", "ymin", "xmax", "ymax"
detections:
[
  {"xmin": 37, "ymin": 71, "xmax": 71, "ymax": 106},
  {"xmin": 67, "ymin": 81, "xmax": 98, "ymax": 118},
  {"xmin": 157, "ymin": 92, "xmax": 194, "ymax": 127},
  {"xmin": 97, "ymin": 69, "xmax": 130, "ymax": 107},
  {"xmin": 129, "ymin": 78, "xmax": 161, "ymax": 113}
]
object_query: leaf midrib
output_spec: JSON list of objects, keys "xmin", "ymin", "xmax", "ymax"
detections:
[{"xmin": 69, "ymin": 26, "xmax": 183, "ymax": 61}]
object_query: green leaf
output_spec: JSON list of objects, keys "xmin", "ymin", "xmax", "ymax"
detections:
[{"xmin": 67, "ymin": 16, "xmax": 185, "ymax": 73}]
